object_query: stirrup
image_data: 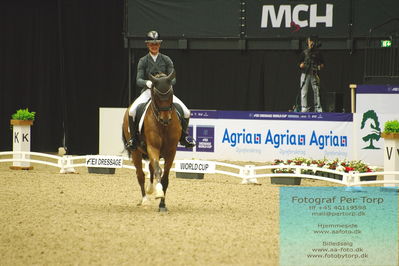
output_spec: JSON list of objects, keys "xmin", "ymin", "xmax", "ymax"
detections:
[
  {"xmin": 180, "ymin": 136, "xmax": 196, "ymax": 148},
  {"xmin": 126, "ymin": 138, "xmax": 138, "ymax": 150}
]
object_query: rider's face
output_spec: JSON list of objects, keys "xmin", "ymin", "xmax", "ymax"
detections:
[
  {"xmin": 147, "ymin": 42, "xmax": 160, "ymax": 55},
  {"xmin": 307, "ymin": 39, "xmax": 314, "ymax": 48}
]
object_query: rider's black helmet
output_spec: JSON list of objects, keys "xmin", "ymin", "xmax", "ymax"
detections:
[{"xmin": 145, "ymin": 30, "xmax": 162, "ymax": 43}]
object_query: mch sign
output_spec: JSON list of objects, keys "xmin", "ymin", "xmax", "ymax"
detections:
[{"xmin": 261, "ymin": 4, "xmax": 333, "ymax": 28}]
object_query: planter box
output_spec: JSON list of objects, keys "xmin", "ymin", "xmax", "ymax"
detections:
[
  {"xmin": 315, "ymin": 171, "xmax": 343, "ymax": 180},
  {"xmin": 10, "ymin": 119, "xmax": 34, "ymax": 126},
  {"xmin": 88, "ymin": 167, "xmax": 115, "ymax": 174},
  {"xmin": 314, "ymin": 171, "xmax": 324, "ymax": 177},
  {"xmin": 271, "ymin": 177, "xmax": 301, "ymax": 185},
  {"xmin": 381, "ymin": 132, "xmax": 399, "ymax": 139},
  {"xmin": 176, "ymin": 172, "xmax": 204, "ymax": 179},
  {"xmin": 316, "ymin": 171, "xmax": 333, "ymax": 178},
  {"xmin": 317, "ymin": 172, "xmax": 375, "ymax": 181},
  {"xmin": 360, "ymin": 175, "xmax": 377, "ymax": 181},
  {"xmin": 331, "ymin": 173, "xmax": 343, "ymax": 180}
]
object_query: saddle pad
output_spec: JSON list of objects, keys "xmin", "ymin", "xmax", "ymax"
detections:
[
  {"xmin": 173, "ymin": 103, "xmax": 184, "ymax": 122},
  {"xmin": 138, "ymin": 101, "xmax": 151, "ymax": 133}
]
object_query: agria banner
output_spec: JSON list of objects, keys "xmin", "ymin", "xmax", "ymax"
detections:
[{"xmin": 175, "ymin": 110, "xmax": 353, "ymax": 162}]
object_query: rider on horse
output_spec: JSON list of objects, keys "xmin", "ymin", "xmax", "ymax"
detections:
[{"xmin": 127, "ymin": 30, "xmax": 196, "ymax": 150}]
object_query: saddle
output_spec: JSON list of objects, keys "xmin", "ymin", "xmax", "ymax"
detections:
[
  {"xmin": 134, "ymin": 101, "xmax": 184, "ymax": 134},
  {"xmin": 131, "ymin": 100, "xmax": 184, "ymax": 156}
]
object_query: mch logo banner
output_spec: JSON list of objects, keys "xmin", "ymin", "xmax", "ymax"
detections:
[{"xmin": 261, "ymin": 3, "xmax": 333, "ymax": 29}]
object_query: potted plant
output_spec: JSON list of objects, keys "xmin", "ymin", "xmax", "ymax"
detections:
[
  {"xmin": 11, "ymin": 108, "xmax": 36, "ymax": 126},
  {"xmin": 381, "ymin": 120, "xmax": 399, "ymax": 138},
  {"xmin": 10, "ymin": 108, "xmax": 36, "ymax": 170},
  {"xmin": 380, "ymin": 119, "xmax": 399, "ymax": 187}
]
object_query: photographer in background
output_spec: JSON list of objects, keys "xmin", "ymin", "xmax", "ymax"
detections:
[{"xmin": 299, "ymin": 35, "xmax": 324, "ymax": 112}]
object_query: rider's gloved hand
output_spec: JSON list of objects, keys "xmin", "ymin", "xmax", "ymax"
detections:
[{"xmin": 146, "ymin": 80, "xmax": 153, "ymax": 89}]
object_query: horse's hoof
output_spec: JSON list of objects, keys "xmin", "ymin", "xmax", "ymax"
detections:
[
  {"xmin": 159, "ymin": 207, "xmax": 168, "ymax": 212},
  {"xmin": 137, "ymin": 196, "xmax": 150, "ymax": 206},
  {"xmin": 154, "ymin": 183, "xmax": 164, "ymax": 199},
  {"xmin": 154, "ymin": 191, "xmax": 164, "ymax": 199}
]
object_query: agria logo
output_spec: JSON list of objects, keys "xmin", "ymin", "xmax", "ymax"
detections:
[{"xmin": 360, "ymin": 110, "xmax": 381, "ymax": 149}]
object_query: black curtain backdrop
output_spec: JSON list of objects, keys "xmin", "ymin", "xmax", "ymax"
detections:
[
  {"xmin": 132, "ymin": 48, "xmax": 363, "ymax": 112},
  {"xmin": 1, "ymin": 0, "xmax": 363, "ymax": 155},
  {"xmin": 0, "ymin": 0, "xmax": 128, "ymax": 154}
]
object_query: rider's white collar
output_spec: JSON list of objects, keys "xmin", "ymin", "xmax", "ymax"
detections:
[{"xmin": 150, "ymin": 53, "xmax": 159, "ymax": 62}]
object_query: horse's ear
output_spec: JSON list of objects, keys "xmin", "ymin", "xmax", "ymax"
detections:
[
  {"xmin": 149, "ymin": 74, "xmax": 156, "ymax": 83},
  {"xmin": 167, "ymin": 70, "xmax": 176, "ymax": 81}
]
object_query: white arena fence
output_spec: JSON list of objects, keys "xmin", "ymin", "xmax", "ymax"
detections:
[{"xmin": 1, "ymin": 151, "xmax": 399, "ymax": 187}]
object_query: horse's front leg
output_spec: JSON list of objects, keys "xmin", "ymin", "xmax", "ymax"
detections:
[
  {"xmin": 151, "ymin": 159, "xmax": 164, "ymax": 199},
  {"xmin": 158, "ymin": 159, "xmax": 173, "ymax": 212},
  {"xmin": 147, "ymin": 145, "xmax": 164, "ymax": 203},
  {"xmin": 132, "ymin": 152, "xmax": 149, "ymax": 206},
  {"xmin": 146, "ymin": 163, "xmax": 155, "ymax": 195}
]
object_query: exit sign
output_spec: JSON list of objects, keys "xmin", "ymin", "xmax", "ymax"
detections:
[{"xmin": 381, "ymin": 40, "xmax": 392, "ymax": 47}]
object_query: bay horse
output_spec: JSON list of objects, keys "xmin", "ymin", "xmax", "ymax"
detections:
[{"xmin": 122, "ymin": 71, "xmax": 181, "ymax": 212}]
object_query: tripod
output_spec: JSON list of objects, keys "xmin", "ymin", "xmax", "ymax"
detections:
[{"xmin": 293, "ymin": 65, "xmax": 310, "ymax": 112}]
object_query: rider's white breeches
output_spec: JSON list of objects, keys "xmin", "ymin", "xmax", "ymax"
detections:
[{"xmin": 128, "ymin": 89, "xmax": 190, "ymax": 120}]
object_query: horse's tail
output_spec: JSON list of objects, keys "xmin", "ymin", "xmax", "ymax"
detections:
[{"xmin": 122, "ymin": 124, "xmax": 131, "ymax": 158}]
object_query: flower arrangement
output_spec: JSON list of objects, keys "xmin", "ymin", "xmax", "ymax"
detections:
[
  {"xmin": 338, "ymin": 160, "xmax": 374, "ymax": 173},
  {"xmin": 272, "ymin": 159, "xmax": 295, "ymax": 173},
  {"xmin": 272, "ymin": 157, "xmax": 374, "ymax": 173}
]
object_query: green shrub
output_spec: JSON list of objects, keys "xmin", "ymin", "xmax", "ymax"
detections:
[
  {"xmin": 383, "ymin": 120, "xmax": 399, "ymax": 133},
  {"xmin": 11, "ymin": 108, "xmax": 36, "ymax": 120}
]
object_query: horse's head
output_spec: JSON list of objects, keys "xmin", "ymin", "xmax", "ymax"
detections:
[{"xmin": 149, "ymin": 71, "xmax": 175, "ymax": 126}]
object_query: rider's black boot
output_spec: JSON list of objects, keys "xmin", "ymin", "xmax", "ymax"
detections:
[
  {"xmin": 179, "ymin": 117, "xmax": 196, "ymax": 148},
  {"xmin": 126, "ymin": 116, "xmax": 139, "ymax": 150}
]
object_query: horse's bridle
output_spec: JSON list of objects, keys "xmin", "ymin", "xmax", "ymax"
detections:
[{"xmin": 151, "ymin": 86, "xmax": 174, "ymax": 126}]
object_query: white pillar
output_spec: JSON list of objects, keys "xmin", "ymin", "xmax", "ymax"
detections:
[
  {"xmin": 10, "ymin": 120, "xmax": 33, "ymax": 170},
  {"xmin": 382, "ymin": 133, "xmax": 399, "ymax": 187}
]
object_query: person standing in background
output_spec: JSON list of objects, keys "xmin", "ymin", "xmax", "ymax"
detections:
[{"xmin": 299, "ymin": 36, "xmax": 324, "ymax": 112}]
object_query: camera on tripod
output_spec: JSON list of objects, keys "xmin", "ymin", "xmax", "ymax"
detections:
[
  {"xmin": 312, "ymin": 39, "xmax": 322, "ymax": 49},
  {"xmin": 304, "ymin": 36, "xmax": 322, "ymax": 72},
  {"xmin": 304, "ymin": 54, "xmax": 320, "ymax": 72},
  {"xmin": 308, "ymin": 35, "xmax": 322, "ymax": 49}
]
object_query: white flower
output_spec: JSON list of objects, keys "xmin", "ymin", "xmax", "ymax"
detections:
[{"xmin": 336, "ymin": 165, "xmax": 345, "ymax": 172}]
